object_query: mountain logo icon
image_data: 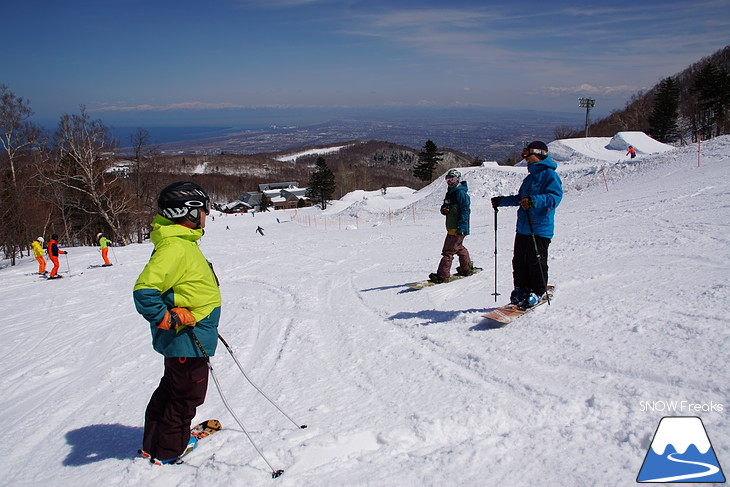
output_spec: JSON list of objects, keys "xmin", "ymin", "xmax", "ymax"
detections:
[{"xmin": 637, "ymin": 416, "xmax": 726, "ymax": 483}]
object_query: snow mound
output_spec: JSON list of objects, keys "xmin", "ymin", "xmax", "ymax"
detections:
[{"xmin": 550, "ymin": 131, "xmax": 674, "ymax": 164}]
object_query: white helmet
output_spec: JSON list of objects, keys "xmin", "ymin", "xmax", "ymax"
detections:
[{"xmin": 37, "ymin": 237, "xmax": 44, "ymax": 243}]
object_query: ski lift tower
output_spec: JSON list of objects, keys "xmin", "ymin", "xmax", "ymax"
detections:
[{"xmin": 579, "ymin": 97, "xmax": 595, "ymax": 137}]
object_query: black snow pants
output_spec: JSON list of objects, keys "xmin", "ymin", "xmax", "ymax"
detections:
[
  {"xmin": 512, "ymin": 233, "xmax": 551, "ymax": 296},
  {"xmin": 142, "ymin": 356, "xmax": 209, "ymax": 460}
]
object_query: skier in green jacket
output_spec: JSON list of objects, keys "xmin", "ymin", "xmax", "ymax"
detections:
[
  {"xmin": 96, "ymin": 233, "xmax": 112, "ymax": 266},
  {"xmin": 134, "ymin": 181, "xmax": 221, "ymax": 464}
]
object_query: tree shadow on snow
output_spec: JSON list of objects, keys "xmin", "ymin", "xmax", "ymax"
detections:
[
  {"xmin": 63, "ymin": 424, "xmax": 143, "ymax": 466},
  {"xmin": 388, "ymin": 309, "xmax": 484, "ymax": 326}
]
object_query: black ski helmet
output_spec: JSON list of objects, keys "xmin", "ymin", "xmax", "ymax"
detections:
[
  {"xmin": 524, "ymin": 141, "xmax": 549, "ymax": 160},
  {"xmin": 157, "ymin": 181, "xmax": 211, "ymax": 227}
]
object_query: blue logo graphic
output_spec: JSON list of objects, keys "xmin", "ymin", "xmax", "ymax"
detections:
[{"xmin": 637, "ymin": 416, "xmax": 726, "ymax": 483}]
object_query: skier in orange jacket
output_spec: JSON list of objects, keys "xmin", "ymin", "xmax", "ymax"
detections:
[{"xmin": 47, "ymin": 234, "xmax": 68, "ymax": 279}]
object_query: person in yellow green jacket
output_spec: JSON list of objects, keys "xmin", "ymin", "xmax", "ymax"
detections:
[
  {"xmin": 133, "ymin": 181, "xmax": 220, "ymax": 464},
  {"xmin": 31, "ymin": 237, "xmax": 47, "ymax": 274},
  {"xmin": 96, "ymin": 232, "xmax": 113, "ymax": 266}
]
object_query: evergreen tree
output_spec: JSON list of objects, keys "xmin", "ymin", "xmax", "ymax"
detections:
[
  {"xmin": 691, "ymin": 62, "xmax": 730, "ymax": 138},
  {"xmin": 306, "ymin": 157, "xmax": 336, "ymax": 210},
  {"xmin": 648, "ymin": 77, "xmax": 680, "ymax": 143},
  {"xmin": 259, "ymin": 192, "xmax": 271, "ymax": 212},
  {"xmin": 413, "ymin": 140, "xmax": 443, "ymax": 182}
]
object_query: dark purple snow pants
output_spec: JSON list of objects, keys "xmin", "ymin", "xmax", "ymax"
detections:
[
  {"xmin": 142, "ymin": 356, "xmax": 209, "ymax": 460},
  {"xmin": 436, "ymin": 234, "xmax": 471, "ymax": 278}
]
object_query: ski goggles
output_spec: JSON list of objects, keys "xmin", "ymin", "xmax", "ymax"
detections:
[
  {"xmin": 522, "ymin": 147, "xmax": 548, "ymax": 158},
  {"xmin": 445, "ymin": 175, "xmax": 459, "ymax": 184}
]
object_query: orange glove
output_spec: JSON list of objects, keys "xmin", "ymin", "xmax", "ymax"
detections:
[{"xmin": 157, "ymin": 307, "xmax": 196, "ymax": 330}]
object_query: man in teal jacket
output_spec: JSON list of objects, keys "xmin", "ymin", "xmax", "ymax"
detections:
[
  {"xmin": 134, "ymin": 181, "xmax": 221, "ymax": 464},
  {"xmin": 492, "ymin": 141, "xmax": 563, "ymax": 307},
  {"xmin": 430, "ymin": 169, "xmax": 474, "ymax": 283}
]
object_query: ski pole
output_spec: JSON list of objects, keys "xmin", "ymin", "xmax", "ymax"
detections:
[
  {"xmin": 525, "ymin": 208, "xmax": 550, "ymax": 305},
  {"xmin": 110, "ymin": 245, "xmax": 119, "ymax": 264},
  {"xmin": 218, "ymin": 333, "xmax": 307, "ymax": 430},
  {"xmin": 491, "ymin": 208, "xmax": 500, "ymax": 302},
  {"xmin": 64, "ymin": 253, "xmax": 72, "ymax": 277},
  {"xmin": 189, "ymin": 329, "xmax": 285, "ymax": 479}
]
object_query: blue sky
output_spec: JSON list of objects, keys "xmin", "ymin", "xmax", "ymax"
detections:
[{"xmin": 4, "ymin": 0, "xmax": 729, "ymax": 126}]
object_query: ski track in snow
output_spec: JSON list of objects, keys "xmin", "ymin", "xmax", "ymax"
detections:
[{"xmin": 1, "ymin": 136, "xmax": 729, "ymax": 486}]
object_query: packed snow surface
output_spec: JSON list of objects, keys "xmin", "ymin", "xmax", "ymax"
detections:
[
  {"xmin": 275, "ymin": 144, "xmax": 353, "ymax": 162},
  {"xmin": 549, "ymin": 131, "xmax": 674, "ymax": 164},
  {"xmin": 1, "ymin": 134, "xmax": 728, "ymax": 486}
]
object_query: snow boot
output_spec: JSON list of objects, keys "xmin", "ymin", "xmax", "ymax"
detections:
[
  {"xmin": 429, "ymin": 273, "xmax": 446, "ymax": 284},
  {"xmin": 456, "ymin": 261, "xmax": 476, "ymax": 277},
  {"xmin": 520, "ymin": 292, "xmax": 541, "ymax": 308},
  {"xmin": 510, "ymin": 287, "xmax": 525, "ymax": 304}
]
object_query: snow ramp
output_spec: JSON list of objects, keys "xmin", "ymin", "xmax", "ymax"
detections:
[{"xmin": 549, "ymin": 131, "xmax": 674, "ymax": 164}]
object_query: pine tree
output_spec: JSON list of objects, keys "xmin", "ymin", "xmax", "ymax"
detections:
[
  {"xmin": 306, "ymin": 157, "xmax": 336, "ymax": 210},
  {"xmin": 413, "ymin": 140, "xmax": 443, "ymax": 182},
  {"xmin": 691, "ymin": 62, "xmax": 730, "ymax": 138},
  {"xmin": 259, "ymin": 192, "xmax": 271, "ymax": 212},
  {"xmin": 648, "ymin": 77, "xmax": 680, "ymax": 143}
]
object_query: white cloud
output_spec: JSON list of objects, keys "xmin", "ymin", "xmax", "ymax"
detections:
[
  {"xmin": 544, "ymin": 84, "xmax": 640, "ymax": 96},
  {"xmin": 92, "ymin": 102, "xmax": 250, "ymax": 112}
]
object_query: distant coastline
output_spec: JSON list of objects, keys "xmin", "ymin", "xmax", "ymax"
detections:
[{"xmin": 45, "ymin": 106, "xmax": 590, "ymax": 160}]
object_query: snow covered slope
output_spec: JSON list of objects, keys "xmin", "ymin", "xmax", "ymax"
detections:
[
  {"xmin": 1, "ymin": 136, "xmax": 728, "ymax": 486},
  {"xmin": 550, "ymin": 131, "xmax": 674, "ymax": 164}
]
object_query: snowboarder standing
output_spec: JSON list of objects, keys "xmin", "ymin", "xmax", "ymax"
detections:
[
  {"xmin": 491, "ymin": 141, "xmax": 563, "ymax": 307},
  {"xmin": 47, "ymin": 234, "xmax": 67, "ymax": 279},
  {"xmin": 133, "ymin": 181, "xmax": 221, "ymax": 464},
  {"xmin": 627, "ymin": 145, "xmax": 637, "ymax": 159},
  {"xmin": 32, "ymin": 237, "xmax": 47, "ymax": 275},
  {"xmin": 429, "ymin": 169, "xmax": 475, "ymax": 283},
  {"xmin": 96, "ymin": 233, "xmax": 113, "ymax": 266}
]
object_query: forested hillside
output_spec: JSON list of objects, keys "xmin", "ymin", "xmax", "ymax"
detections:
[{"xmin": 580, "ymin": 45, "xmax": 730, "ymax": 142}]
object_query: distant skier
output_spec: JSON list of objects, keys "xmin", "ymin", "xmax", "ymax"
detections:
[
  {"xmin": 96, "ymin": 233, "xmax": 113, "ymax": 266},
  {"xmin": 627, "ymin": 145, "xmax": 637, "ymax": 159},
  {"xmin": 256, "ymin": 226, "xmax": 265, "ymax": 236},
  {"xmin": 31, "ymin": 237, "xmax": 47, "ymax": 275},
  {"xmin": 491, "ymin": 141, "xmax": 563, "ymax": 307},
  {"xmin": 47, "ymin": 234, "xmax": 67, "ymax": 279},
  {"xmin": 133, "ymin": 181, "xmax": 221, "ymax": 465},
  {"xmin": 429, "ymin": 169, "xmax": 475, "ymax": 283}
]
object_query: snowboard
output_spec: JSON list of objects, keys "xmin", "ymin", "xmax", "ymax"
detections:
[
  {"xmin": 482, "ymin": 286, "xmax": 555, "ymax": 325},
  {"xmin": 142, "ymin": 419, "xmax": 222, "ymax": 465},
  {"xmin": 408, "ymin": 267, "xmax": 483, "ymax": 290}
]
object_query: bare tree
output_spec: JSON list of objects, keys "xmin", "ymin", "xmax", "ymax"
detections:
[
  {"xmin": 0, "ymin": 84, "xmax": 43, "ymax": 188},
  {"xmin": 128, "ymin": 128, "xmax": 164, "ymax": 241},
  {"xmin": 0, "ymin": 85, "xmax": 48, "ymax": 264},
  {"xmin": 38, "ymin": 106, "xmax": 132, "ymax": 241}
]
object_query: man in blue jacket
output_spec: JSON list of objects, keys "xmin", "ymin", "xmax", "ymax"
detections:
[
  {"xmin": 492, "ymin": 141, "xmax": 563, "ymax": 307},
  {"xmin": 430, "ymin": 169, "xmax": 474, "ymax": 283}
]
